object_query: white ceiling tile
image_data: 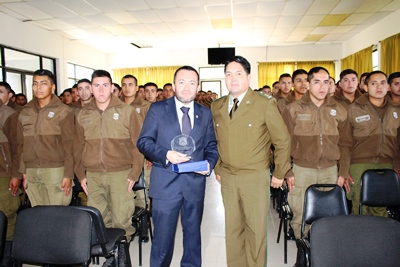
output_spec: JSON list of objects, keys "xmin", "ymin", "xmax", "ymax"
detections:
[
  {"xmin": 181, "ymin": 6, "xmax": 209, "ymax": 21},
  {"xmin": 272, "ymin": 27, "xmax": 295, "ymax": 36},
  {"xmin": 85, "ymin": 27, "xmax": 114, "ymax": 37},
  {"xmin": 254, "ymin": 16, "xmax": 279, "ymax": 28},
  {"xmin": 63, "ymin": 28, "xmax": 93, "ymax": 39},
  {"xmin": 298, "ymin": 15, "xmax": 325, "ymax": 27},
  {"xmin": 174, "ymin": 0, "xmax": 206, "ymax": 7},
  {"xmin": 205, "ymin": 4, "xmax": 232, "ymax": 19},
  {"xmin": 281, "ymin": 0, "xmax": 313, "ymax": 16},
  {"xmin": 167, "ymin": 21, "xmax": 192, "ymax": 32},
  {"xmin": 103, "ymin": 25, "xmax": 132, "ymax": 35},
  {"xmin": 359, "ymin": 11, "xmax": 392, "ymax": 26},
  {"xmin": 36, "ymin": 18, "xmax": 75, "ymax": 30},
  {"xmin": 116, "ymin": 0, "xmax": 150, "ymax": 10},
  {"xmin": 287, "ymin": 34, "xmax": 308, "ymax": 42},
  {"xmin": 155, "ymin": 8, "xmax": 185, "ymax": 22},
  {"xmin": 204, "ymin": 0, "xmax": 231, "ymax": 5},
  {"xmin": 355, "ymin": 0, "xmax": 392, "ymax": 13},
  {"xmin": 188, "ymin": 20, "xmax": 214, "ymax": 31},
  {"xmin": 0, "ymin": 5, "xmax": 28, "ymax": 20},
  {"xmin": 256, "ymin": 1, "xmax": 285, "ymax": 16},
  {"xmin": 85, "ymin": 0, "xmax": 124, "ymax": 13},
  {"xmin": 330, "ymin": 25, "xmax": 356, "ymax": 34},
  {"xmin": 319, "ymin": 33, "xmax": 342, "ymax": 42},
  {"xmin": 331, "ymin": 0, "xmax": 364, "ymax": 14},
  {"xmin": 145, "ymin": 0, "xmax": 177, "ymax": 9},
  {"xmin": 305, "ymin": 0, "xmax": 340, "ymax": 15},
  {"xmin": 341, "ymin": 13, "xmax": 373, "ymax": 25},
  {"xmin": 105, "ymin": 12, "xmax": 140, "ymax": 24},
  {"xmin": 232, "ymin": 2, "xmax": 257, "ymax": 18},
  {"xmin": 130, "ymin": 9, "xmax": 162, "ymax": 23},
  {"xmin": 381, "ymin": 0, "xmax": 400, "ymax": 11},
  {"xmin": 233, "ymin": 17, "xmax": 254, "ymax": 29},
  {"xmin": 60, "ymin": 16, "xmax": 95, "ymax": 28},
  {"xmin": 27, "ymin": 0, "xmax": 76, "ymax": 18},
  {"xmin": 291, "ymin": 27, "xmax": 314, "ymax": 35},
  {"xmin": 276, "ymin": 16, "xmax": 303, "ymax": 28},
  {"xmin": 54, "ymin": 0, "xmax": 98, "ymax": 16},
  {"xmin": 83, "ymin": 14, "xmax": 118, "ymax": 26},
  {"xmin": 123, "ymin": 23, "xmax": 153, "ymax": 34},
  {"xmin": 310, "ymin": 26, "xmax": 336, "ymax": 34},
  {"xmin": 145, "ymin": 22, "xmax": 172, "ymax": 33},
  {"xmin": 2, "ymin": 2, "xmax": 52, "ymax": 20}
]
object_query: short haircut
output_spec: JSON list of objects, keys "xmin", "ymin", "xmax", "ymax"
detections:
[
  {"xmin": 292, "ymin": 69, "xmax": 307, "ymax": 82},
  {"xmin": 157, "ymin": 88, "xmax": 163, "ymax": 92},
  {"xmin": 388, "ymin": 72, "xmax": 400, "ymax": 85},
  {"xmin": 224, "ymin": 55, "xmax": 251, "ymax": 75},
  {"xmin": 308, "ymin": 67, "xmax": 329, "ymax": 82},
  {"xmin": 121, "ymin": 74, "xmax": 138, "ymax": 86},
  {"xmin": 340, "ymin": 69, "xmax": 358, "ymax": 80},
  {"xmin": 144, "ymin": 82, "xmax": 158, "ymax": 89},
  {"xmin": 359, "ymin": 72, "xmax": 369, "ymax": 84},
  {"xmin": 272, "ymin": 81, "xmax": 279, "ymax": 87},
  {"xmin": 0, "ymin": 81, "xmax": 12, "ymax": 93},
  {"xmin": 173, "ymin": 66, "xmax": 199, "ymax": 84},
  {"xmin": 91, "ymin": 69, "xmax": 112, "ymax": 84},
  {"xmin": 72, "ymin": 83, "xmax": 78, "ymax": 89},
  {"xmin": 279, "ymin": 73, "xmax": 291, "ymax": 81},
  {"xmin": 112, "ymin": 83, "xmax": 121, "ymax": 91},
  {"xmin": 330, "ymin": 76, "xmax": 336, "ymax": 83},
  {"xmin": 77, "ymin": 78, "xmax": 91, "ymax": 85},
  {"xmin": 34, "ymin": 69, "xmax": 55, "ymax": 84},
  {"xmin": 163, "ymin": 83, "xmax": 172, "ymax": 88},
  {"xmin": 364, "ymin": 70, "xmax": 387, "ymax": 85},
  {"xmin": 62, "ymin": 88, "xmax": 72, "ymax": 95},
  {"xmin": 15, "ymin": 93, "xmax": 26, "ymax": 99}
]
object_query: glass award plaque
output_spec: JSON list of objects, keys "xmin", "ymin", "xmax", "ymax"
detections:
[{"xmin": 171, "ymin": 134, "xmax": 208, "ymax": 173}]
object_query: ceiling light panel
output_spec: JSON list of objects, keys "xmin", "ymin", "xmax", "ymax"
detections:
[
  {"xmin": 232, "ymin": 2, "xmax": 257, "ymax": 18},
  {"xmin": 105, "ymin": 12, "xmax": 140, "ymax": 24},
  {"xmin": 256, "ymin": 1, "xmax": 285, "ymax": 16},
  {"xmin": 27, "ymin": 0, "xmax": 76, "ymax": 18},
  {"xmin": 2, "ymin": 2, "xmax": 52, "ymax": 20},
  {"xmin": 319, "ymin": 14, "xmax": 350, "ymax": 26},
  {"xmin": 210, "ymin": 18, "xmax": 232, "ymax": 29},
  {"xmin": 54, "ymin": 0, "xmax": 98, "ymax": 16},
  {"xmin": 205, "ymin": 4, "xmax": 232, "ymax": 19},
  {"xmin": 305, "ymin": 0, "xmax": 340, "ymax": 15},
  {"xmin": 281, "ymin": 0, "xmax": 313, "ymax": 16},
  {"xmin": 130, "ymin": 9, "xmax": 162, "ymax": 23},
  {"xmin": 155, "ymin": 8, "xmax": 185, "ymax": 22}
]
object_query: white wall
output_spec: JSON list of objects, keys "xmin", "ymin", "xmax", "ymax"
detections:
[{"xmin": 0, "ymin": 12, "xmax": 107, "ymax": 90}]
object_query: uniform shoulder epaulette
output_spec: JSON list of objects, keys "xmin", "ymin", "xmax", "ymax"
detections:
[{"xmin": 258, "ymin": 92, "xmax": 273, "ymax": 100}]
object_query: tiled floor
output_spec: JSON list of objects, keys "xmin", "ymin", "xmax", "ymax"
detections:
[{"xmin": 129, "ymin": 173, "xmax": 297, "ymax": 267}]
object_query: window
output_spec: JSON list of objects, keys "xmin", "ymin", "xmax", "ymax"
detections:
[
  {"xmin": 0, "ymin": 45, "xmax": 56, "ymax": 101},
  {"xmin": 372, "ymin": 48, "xmax": 379, "ymax": 71},
  {"xmin": 67, "ymin": 62, "xmax": 95, "ymax": 87}
]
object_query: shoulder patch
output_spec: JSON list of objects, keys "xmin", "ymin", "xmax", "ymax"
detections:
[{"xmin": 258, "ymin": 92, "xmax": 272, "ymax": 99}]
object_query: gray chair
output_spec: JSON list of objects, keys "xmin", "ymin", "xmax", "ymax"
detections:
[
  {"xmin": 12, "ymin": 206, "xmax": 92, "ymax": 266},
  {"xmin": 309, "ymin": 215, "xmax": 400, "ymax": 267},
  {"xmin": 359, "ymin": 169, "xmax": 400, "ymax": 218}
]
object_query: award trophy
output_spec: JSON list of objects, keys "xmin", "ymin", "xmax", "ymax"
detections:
[{"xmin": 171, "ymin": 134, "xmax": 208, "ymax": 173}]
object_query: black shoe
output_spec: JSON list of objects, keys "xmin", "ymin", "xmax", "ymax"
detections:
[
  {"xmin": 294, "ymin": 239, "xmax": 307, "ymax": 267},
  {"xmin": 102, "ymin": 257, "xmax": 115, "ymax": 267},
  {"xmin": 287, "ymin": 226, "xmax": 296, "ymax": 241},
  {"xmin": 141, "ymin": 235, "xmax": 149, "ymax": 243}
]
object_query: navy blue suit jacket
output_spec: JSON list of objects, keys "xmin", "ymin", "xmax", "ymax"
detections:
[{"xmin": 137, "ymin": 97, "xmax": 218, "ymax": 201}]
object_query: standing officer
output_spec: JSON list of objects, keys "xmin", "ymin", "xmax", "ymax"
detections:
[{"xmin": 211, "ymin": 56, "xmax": 291, "ymax": 267}]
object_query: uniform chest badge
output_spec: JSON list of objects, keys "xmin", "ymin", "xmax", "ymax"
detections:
[
  {"xmin": 136, "ymin": 108, "xmax": 141, "ymax": 114},
  {"xmin": 48, "ymin": 111, "xmax": 55, "ymax": 118},
  {"xmin": 330, "ymin": 109, "xmax": 337, "ymax": 116},
  {"xmin": 393, "ymin": 112, "xmax": 398, "ymax": 119},
  {"xmin": 355, "ymin": 115, "xmax": 370, "ymax": 123},
  {"xmin": 113, "ymin": 113, "xmax": 120, "ymax": 120}
]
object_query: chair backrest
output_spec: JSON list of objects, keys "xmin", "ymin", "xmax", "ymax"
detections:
[
  {"xmin": 12, "ymin": 206, "xmax": 92, "ymax": 265},
  {"xmin": 72, "ymin": 206, "xmax": 109, "ymax": 252},
  {"xmin": 301, "ymin": 184, "xmax": 348, "ymax": 238},
  {"xmin": 360, "ymin": 169, "xmax": 400, "ymax": 213},
  {"xmin": 310, "ymin": 215, "xmax": 400, "ymax": 267},
  {"xmin": 133, "ymin": 169, "xmax": 146, "ymax": 191},
  {"xmin": 0, "ymin": 210, "xmax": 7, "ymax": 259}
]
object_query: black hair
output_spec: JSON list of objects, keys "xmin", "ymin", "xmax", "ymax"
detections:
[
  {"xmin": 388, "ymin": 72, "xmax": 400, "ymax": 85},
  {"xmin": 364, "ymin": 71, "xmax": 387, "ymax": 85},
  {"xmin": 224, "ymin": 55, "xmax": 251, "ymax": 74},
  {"xmin": 34, "ymin": 69, "xmax": 55, "ymax": 84},
  {"xmin": 173, "ymin": 66, "xmax": 199, "ymax": 84},
  {"xmin": 0, "ymin": 81, "xmax": 12, "ymax": 93},
  {"xmin": 121, "ymin": 74, "xmax": 138, "ymax": 86},
  {"xmin": 308, "ymin": 67, "xmax": 329, "ymax": 82},
  {"xmin": 91, "ymin": 69, "xmax": 112, "ymax": 84},
  {"xmin": 292, "ymin": 69, "xmax": 307, "ymax": 82},
  {"xmin": 340, "ymin": 69, "xmax": 358, "ymax": 80},
  {"xmin": 144, "ymin": 82, "xmax": 158, "ymax": 89},
  {"xmin": 77, "ymin": 78, "xmax": 91, "ymax": 85}
]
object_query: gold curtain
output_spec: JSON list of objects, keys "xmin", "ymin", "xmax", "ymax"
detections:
[
  {"xmin": 340, "ymin": 46, "xmax": 373, "ymax": 76},
  {"xmin": 381, "ymin": 33, "xmax": 400, "ymax": 75},
  {"xmin": 112, "ymin": 66, "xmax": 181, "ymax": 87},
  {"xmin": 258, "ymin": 61, "xmax": 335, "ymax": 88}
]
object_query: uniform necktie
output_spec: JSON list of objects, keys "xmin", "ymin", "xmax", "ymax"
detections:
[
  {"xmin": 230, "ymin": 98, "xmax": 239, "ymax": 119},
  {"xmin": 181, "ymin": 107, "xmax": 191, "ymax": 136}
]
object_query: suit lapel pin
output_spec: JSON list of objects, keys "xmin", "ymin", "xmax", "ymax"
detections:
[
  {"xmin": 196, "ymin": 115, "xmax": 198, "ymax": 119},
  {"xmin": 246, "ymin": 101, "xmax": 250, "ymax": 104}
]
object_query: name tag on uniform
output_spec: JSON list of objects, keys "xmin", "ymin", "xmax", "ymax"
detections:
[
  {"xmin": 355, "ymin": 115, "xmax": 370, "ymax": 123},
  {"xmin": 296, "ymin": 114, "xmax": 311, "ymax": 120}
]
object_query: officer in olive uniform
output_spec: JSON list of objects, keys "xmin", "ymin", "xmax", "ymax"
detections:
[{"xmin": 211, "ymin": 56, "xmax": 292, "ymax": 267}]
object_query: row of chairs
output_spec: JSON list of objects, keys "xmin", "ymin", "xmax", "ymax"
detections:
[{"xmin": 276, "ymin": 168, "xmax": 400, "ymax": 265}]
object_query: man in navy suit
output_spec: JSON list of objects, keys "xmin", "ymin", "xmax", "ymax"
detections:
[{"xmin": 137, "ymin": 65, "xmax": 218, "ymax": 267}]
